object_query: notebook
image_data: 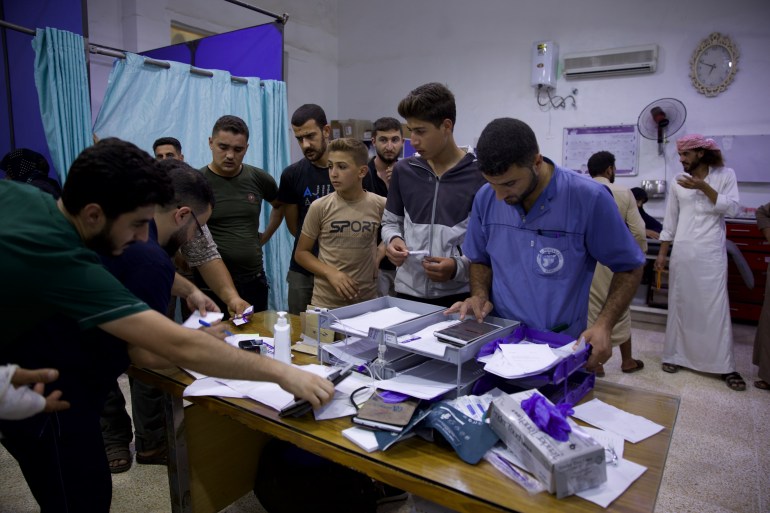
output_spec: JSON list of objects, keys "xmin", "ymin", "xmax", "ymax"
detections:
[{"xmin": 352, "ymin": 392, "xmax": 420, "ymax": 433}]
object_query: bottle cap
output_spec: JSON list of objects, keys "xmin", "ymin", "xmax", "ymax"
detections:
[{"xmin": 276, "ymin": 311, "xmax": 288, "ymax": 326}]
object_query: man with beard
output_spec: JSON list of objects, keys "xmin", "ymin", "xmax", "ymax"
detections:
[
  {"xmin": 0, "ymin": 139, "xmax": 335, "ymax": 512},
  {"xmin": 276, "ymin": 104, "xmax": 335, "ymax": 314},
  {"xmin": 654, "ymin": 134, "xmax": 745, "ymax": 391},
  {"xmin": 100, "ymin": 157, "xmax": 227, "ymax": 473},
  {"xmin": 152, "ymin": 136, "xmax": 250, "ymax": 319},
  {"xmin": 586, "ymin": 151, "xmax": 646, "ymax": 376},
  {"xmin": 382, "ymin": 83, "xmax": 485, "ymax": 307},
  {"xmin": 364, "ymin": 117, "xmax": 404, "ymax": 296},
  {"xmin": 199, "ymin": 116, "xmax": 281, "ymax": 314},
  {"xmin": 447, "ymin": 118, "xmax": 645, "ymax": 373}
]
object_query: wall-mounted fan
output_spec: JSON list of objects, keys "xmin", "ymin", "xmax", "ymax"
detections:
[{"xmin": 637, "ymin": 98, "xmax": 687, "ymax": 155}]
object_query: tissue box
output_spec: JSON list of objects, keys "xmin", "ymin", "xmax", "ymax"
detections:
[{"xmin": 488, "ymin": 391, "xmax": 606, "ymax": 498}]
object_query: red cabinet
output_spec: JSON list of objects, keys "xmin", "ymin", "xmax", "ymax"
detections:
[{"xmin": 726, "ymin": 221, "xmax": 769, "ymax": 323}]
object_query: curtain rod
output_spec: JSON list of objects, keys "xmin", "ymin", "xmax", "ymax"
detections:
[
  {"xmin": 89, "ymin": 45, "xmax": 253, "ymax": 85},
  {"xmin": 0, "ymin": 19, "xmax": 261, "ymax": 85},
  {"xmin": 0, "ymin": 19, "xmax": 36, "ymax": 36},
  {"xmin": 223, "ymin": 0, "xmax": 289, "ymax": 25}
]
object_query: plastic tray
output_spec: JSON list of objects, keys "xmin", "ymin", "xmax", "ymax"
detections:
[{"xmin": 475, "ymin": 325, "xmax": 591, "ymax": 390}]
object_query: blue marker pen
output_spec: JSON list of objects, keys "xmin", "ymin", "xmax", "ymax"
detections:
[
  {"xmin": 198, "ymin": 319, "xmax": 212, "ymax": 327},
  {"xmin": 224, "ymin": 330, "xmax": 234, "ymax": 336}
]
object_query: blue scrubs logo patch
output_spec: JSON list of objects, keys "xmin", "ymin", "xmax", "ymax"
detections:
[{"xmin": 537, "ymin": 247, "xmax": 564, "ymax": 274}]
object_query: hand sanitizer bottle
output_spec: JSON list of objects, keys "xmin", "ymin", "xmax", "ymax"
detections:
[{"xmin": 273, "ymin": 311, "xmax": 291, "ymax": 364}]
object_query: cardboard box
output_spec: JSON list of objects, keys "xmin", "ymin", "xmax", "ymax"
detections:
[
  {"xmin": 341, "ymin": 119, "xmax": 373, "ymax": 140},
  {"xmin": 488, "ymin": 391, "xmax": 606, "ymax": 498},
  {"xmin": 300, "ymin": 311, "xmax": 335, "ymax": 343},
  {"xmin": 330, "ymin": 120, "xmax": 343, "ymax": 140}
]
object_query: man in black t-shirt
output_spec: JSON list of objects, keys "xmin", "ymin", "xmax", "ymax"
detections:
[
  {"xmin": 276, "ymin": 104, "xmax": 334, "ymax": 314},
  {"xmin": 365, "ymin": 117, "xmax": 404, "ymax": 297}
]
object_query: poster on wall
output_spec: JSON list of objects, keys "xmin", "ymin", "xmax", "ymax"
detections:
[{"xmin": 562, "ymin": 125, "xmax": 639, "ymax": 176}]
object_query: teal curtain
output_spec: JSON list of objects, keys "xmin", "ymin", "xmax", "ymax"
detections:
[
  {"xmin": 31, "ymin": 28, "xmax": 92, "ymax": 184},
  {"xmin": 93, "ymin": 53, "xmax": 292, "ymax": 310}
]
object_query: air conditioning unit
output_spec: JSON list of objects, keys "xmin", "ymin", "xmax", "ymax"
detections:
[{"xmin": 563, "ymin": 44, "xmax": 658, "ymax": 79}]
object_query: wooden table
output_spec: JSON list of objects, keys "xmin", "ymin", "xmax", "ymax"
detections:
[{"xmin": 131, "ymin": 312, "xmax": 679, "ymax": 513}]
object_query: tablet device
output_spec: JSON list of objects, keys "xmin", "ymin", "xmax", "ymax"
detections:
[{"xmin": 433, "ymin": 319, "xmax": 503, "ymax": 347}]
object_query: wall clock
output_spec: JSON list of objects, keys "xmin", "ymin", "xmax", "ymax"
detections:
[{"xmin": 690, "ymin": 32, "xmax": 739, "ymax": 97}]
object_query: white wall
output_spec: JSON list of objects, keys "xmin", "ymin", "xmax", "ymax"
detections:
[
  {"xmin": 86, "ymin": 0, "xmax": 770, "ymax": 215},
  {"xmin": 336, "ymin": 0, "xmax": 770, "ymax": 217}
]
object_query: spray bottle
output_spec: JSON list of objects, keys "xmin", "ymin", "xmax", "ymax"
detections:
[{"xmin": 273, "ymin": 311, "xmax": 292, "ymax": 364}]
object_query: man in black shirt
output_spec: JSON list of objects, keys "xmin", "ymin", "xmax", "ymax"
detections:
[
  {"xmin": 631, "ymin": 187, "xmax": 663, "ymax": 238},
  {"xmin": 365, "ymin": 117, "xmax": 404, "ymax": 296},
  {"xmin": 276, "ymin": 104, "xmax": 334, "ymax": 314}
]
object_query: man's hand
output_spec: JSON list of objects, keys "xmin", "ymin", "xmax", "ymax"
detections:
[
  {"xmin": 227, "ymin": 298, "xmax": 251, "ymax": 317},
  {"xmin": 327, "ymin": 269, "xmax": 359, "ymax": 300},
  {"xmin": 654, "ymin": 253, "xmax": 667, "ymax": 272},
  {"xmin": 185, "ymin": 289, "xmax": 221, "ymax": 316},
  {"xmin": 200, "ymin": 321, "xmax": 230, "ymax": 340},
  {"xmin": 445, "ymin": 296, "xmax": 493, "ymax": 321},
  {"xmin": 386, "ymin": 237, "xmax": 409, "ymax": 266},
  {"xmin": 278, "ymin": 367, "xmax": 335, "ymax": 408},
  {"xmin": 578, "ymin": 324, "xmax": 612, "ymax": 373},
  {"xmin": 645, "ymin": 229, "xmax": 660, "ymax": 240},
  {"xmin": 677, "ymin": 175, "xmax": 706, "ymax": 191},
  {"xmin": 11, "ymin": 368, "xmax": 70, "ymax": 413},
  {"xmin": 422, "ymin": 256, "xmax": 456, "ymax": 282}
]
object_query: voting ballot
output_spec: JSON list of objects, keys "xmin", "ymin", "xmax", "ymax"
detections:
[{"xmin": 488, "ymin": 391, "xmax": 606, "ymax": 498}]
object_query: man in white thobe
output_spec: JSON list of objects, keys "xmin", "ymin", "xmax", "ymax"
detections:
[{"xmin": 654, "ymin": 134, "xmax": 745, "ymax": 391}]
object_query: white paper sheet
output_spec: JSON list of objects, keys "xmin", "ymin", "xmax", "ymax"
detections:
[
  {"xmin": 572, "ymin": 399, "xmax": 664, "ymax": 443},
  {"xmin": 342, "ymin": 427, "xmax": 380, "ymax": 452},
  {"xmin": 183, "ymin": 378, "xmax": 248, "ymax": 398},
  {"xmin": 376, "ymin": 360, "xmax": 485, "ymax": 400},
  {"xmin": 330, "ymin": 307, "xmax": 423, "ymax": 336},
  {"xmin": 182, "ymin": 310, "xmax": 225, "ymax": 329},
  {"xmin": 210, "ymin": 364, "xmax": 335, "ymax": 411},
  {"xmin": 397, "ymin": 320, "xmax": 458, "ymax": 357},
  {"xmin": 578, "ymin": 426, "xmax": 626, "ymax": 461},
  {"xmin": 482, "ymin": 343, "xmax": 560, "ymax": 379},
  {"xmin": 313, "ymin": 372, "xmax": 375, "ymax": 420},
  {"xmin": 576, "ymin": 458, "xmax": 647, "ymax": 508}
]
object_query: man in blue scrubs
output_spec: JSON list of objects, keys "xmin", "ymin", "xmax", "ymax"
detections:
[{"xmin": 448, "ymin": 118, "xmax": 644, "ymax": 372}]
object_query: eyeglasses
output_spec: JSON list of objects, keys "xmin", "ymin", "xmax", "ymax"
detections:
[{"xmin": 180, "ymin": 205, "xmax": 205, "ymax": 238}]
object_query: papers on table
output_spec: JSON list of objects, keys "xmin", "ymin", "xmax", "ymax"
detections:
[
  {"xmin": 572, "ymin": 398, "xmax": 664, "ymax": 443},
  {"xmin": 314, "ymin": 371, "xmax": 375, "ymax": 421},
  {"xmin": 182, "ymin": 310, "xmax": 224, "ymax": 329},
  {"xmin": 376, "ymin": 359, "xmax": 486, "ymax": 400},
  {"xmin": 183, "ymin": 378, "xmax": 248, "ymax": 399},
  {"xmin": 576, "ymin": 458, "xmax": 647, "ymax": 508},
  {"xmin": 578, "ymin": 426, "xmax": 626, "ymax": 461},
  {"xmin": 396, "ymin": 320, "xmax": 459, "ymax": 357},
  {"xmin": 478, "ymin": 338, "xmax": 585, "ymax": 380},
  {"xmin": 330, "ymin": 307, "xmax": 423, "ymax": 337},
  {"xmin": 342, "ymin": 427, "xmax": 379, "ymax": 452}
]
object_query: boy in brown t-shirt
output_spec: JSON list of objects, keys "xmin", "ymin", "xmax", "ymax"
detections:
[{"xmin": 295, "ymin": 138, "xmax": 386, "ymax": 309}]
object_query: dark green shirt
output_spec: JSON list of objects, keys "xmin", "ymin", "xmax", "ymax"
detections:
[
  {"xmin": 200, "ymin": 164, "xmax": 278, "ymax": 277},
  {"xmin": 0, "ymin": 181, "xmax": 149, "ymax": 343}
]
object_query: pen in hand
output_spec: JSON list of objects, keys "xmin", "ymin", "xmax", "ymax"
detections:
[{"xmin": 199, "ymin": 319, "xmax": 234, "ymax": 337}]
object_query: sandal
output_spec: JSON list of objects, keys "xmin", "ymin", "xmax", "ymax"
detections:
[
  {"xmin": 753, "ymin": 380, "xmax": 769, "ymax": 391},
  {"xmin": 721, "ymin": 372, "xmax": 746, "ymax": 392},
  {"xmin": 105, "ymin": 445, "xmax": 132, "ymax": 474},
  {"xmin": 661, "ymin": 363, "xmax": 679, "ymax": 374},
  {"xmin": 622, "ymin": 359, "xmax": 645, "ymax": 373}
]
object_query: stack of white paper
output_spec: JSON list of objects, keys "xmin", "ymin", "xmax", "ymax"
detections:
[{"xmin": 330, "ymin": 307, "xmax": 423, "ymax": 336}]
